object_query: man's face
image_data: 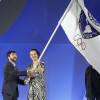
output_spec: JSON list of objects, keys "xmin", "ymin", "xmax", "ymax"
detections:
[{"xmin": 8, "ymin": 53, "xmax": 17, "ymax": 62}]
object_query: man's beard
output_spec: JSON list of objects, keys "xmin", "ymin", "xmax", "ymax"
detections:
[{"xmin": 11, "ymin": 58, "xmax": 17, "ymax": 62}]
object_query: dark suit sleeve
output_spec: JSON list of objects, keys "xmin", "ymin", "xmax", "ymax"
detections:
[
  {"xmin": 5, "ymin": 64, "xmax": 27, "ymax": 77},
  {"xmin": 17, "ymin": 77, "xmax": 25, "ymax": 85},
  {"xmin": 85, "ymin": 69, "xmax": 87, "ymax": 87},
  {"xmin": 85, "ymin": 66, "xmax": 92, "ymax": 88}
]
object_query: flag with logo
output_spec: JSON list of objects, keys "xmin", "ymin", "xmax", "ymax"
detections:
[{"xmin": 61, "ymin": 0, "xmax": 100, "ymax": 73}]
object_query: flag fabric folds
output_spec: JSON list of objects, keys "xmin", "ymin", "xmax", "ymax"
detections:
[{"xmin": 61, "ymin": 0, "xmax": 100, "ymax": 73}]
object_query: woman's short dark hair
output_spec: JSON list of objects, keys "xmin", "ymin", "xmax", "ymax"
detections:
[
  {"xmin": 30, "ymin": 49, "xmax": 40, "ymax": 58},
  {"xmin": 7, "ymin": 50, "xmax": 16, "ymax": 58}
]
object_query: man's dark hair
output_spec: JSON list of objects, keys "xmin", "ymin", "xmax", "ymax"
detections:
[
  {"xmin": 30, "ymin": 49, "xmax": 40, "ymax": 58},
  {"xmin": 7, "ymin": 50, "xmax": 16, "ymax": 59}
]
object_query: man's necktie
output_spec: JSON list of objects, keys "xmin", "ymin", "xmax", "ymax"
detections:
[{"xmin": 15, "ymin": 66, "xmax": 18, "ymax": 71}]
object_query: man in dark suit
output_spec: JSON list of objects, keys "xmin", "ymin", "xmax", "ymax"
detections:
[
  {"xmin": 85, "ymin": 65, "xmax": 100, "ymax": 100},
  {"xmin": 2, "ymin": 50, "xmax": 31, "ymax": 100}
]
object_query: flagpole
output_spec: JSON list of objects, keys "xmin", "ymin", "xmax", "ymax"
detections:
[
  {"xmin": 38, "ymin": 24, "xmax": 60, "ymax": 61},
  {"xmin": 58, "ymin": 0, "xmax": 74, "ymax": 24},
  {"xmin": 39, "ymin": 0, "xmax": 74, "ymax": 61}
]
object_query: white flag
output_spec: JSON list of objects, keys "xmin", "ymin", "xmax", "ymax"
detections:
[{"xmin": 61, "ymin": 0, "xmax": 100, "ymax": 73}]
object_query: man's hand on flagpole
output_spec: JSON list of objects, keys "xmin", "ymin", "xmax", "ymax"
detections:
[{"xmin": 24, "ymin": 76, "xmax": 30, "ymax": 84}]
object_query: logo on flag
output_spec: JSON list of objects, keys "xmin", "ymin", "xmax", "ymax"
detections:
[{"xmin": 79, "ymin": 10, "xmax": 100, "ymax": 39}]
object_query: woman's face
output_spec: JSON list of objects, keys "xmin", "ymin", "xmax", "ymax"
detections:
[{"xmin": 30, "ymin": 50, "xmax": 38, "ymax": 61}]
